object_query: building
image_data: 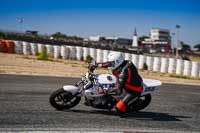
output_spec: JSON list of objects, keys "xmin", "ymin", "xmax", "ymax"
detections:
[
  {"xmin": 88, "ymin": 36, "xmax": 101, "ymax": 42},
  {"xmin": 25, "ymin": 30, "xmax": 38, "ymax": 36},
  {"xmin": 128, "ymin": 28, "xmax": 142, "ymax": 53},
  {"xmin": 132, "ymin": 28, "xmax": 138, "ymax": 47},
  {"xmin": 141, "ymin": 28, "xmax": 171, "ymax": 53},
  {"xmin": 102, "ymin": 37, "xmax": 132, "ymax": 49},
  {"xmin": 150, "ymin": 28, "xmax": 170, "ymax": 41},
  {"xmin": 88, "ymin": 35, "xmax": 132, "ymax": 49}
]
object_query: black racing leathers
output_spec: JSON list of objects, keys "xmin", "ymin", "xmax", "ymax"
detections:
[
  {"xmin": 113, "ymin": 60, "xmax": 143, "ymax": 94},
  {"xmin": 97, "ymin": 60, "xmax": 143, "ymax": 113},
  {"xmin": 114, "ymin": 60, "xmax": 143, "ymax": 113}
]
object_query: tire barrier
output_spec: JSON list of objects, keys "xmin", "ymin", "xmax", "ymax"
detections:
[
  {"xmin": 168, "ymin": 58, "xmax": 176, "ymax": 74},
  {"xmin": 138, "ymin": 55, "xmax": 146, "ymax": 69},
  {"xmin": 46, "ymin": 45, "xmax": 54, "ymax": 57},
  {"xmin": 83, "ymin": 47, "xmax": 89, "ymax": 61},
  {"xmin": 124, "ymin": 53, "xmax": 131, "ymax": 61},
  {"xmin": 131, "ymin": 54, "xmax": 139, "ymax": 68},
  {"xmin": 89, "ymin": 48, "xmax": 96, "ymax": 60},
  {"xmin": 191, "ymin": 62, "xmax": 199, "ymax": 77},
  {"xmin": 96, "ymin": 49, "xmax": 103, "ymax": 63},
  {"xmin": 22, "ymin": 41, "xmax": 31, "ymax": 55},
  {"xmin": 153, "ymin": 57, "xmax": 161, "ymax": 72},
  {"xmin": 146, "ymin": 56, "xmax": 153, "ymax": 71},
  {"xmin": 14, "ymin": 41, "xmax": 23, "ymax": 54},
  {"xmin": 76, "ymin": 46, "xmax": 83, "ymax": 61},
  {"xmin": 38, "ymin": 43, "xmax": 45, "ymax": 54},
  {"xmin": 160, "ymin": 58, "xmax": 169, "ymax": 73},
  {"xmin": 53, "ymin": 45, "xmax": 61, "ymax": 59},
  {"xmin": 183, "ymin": 60, "xmax": 191, "ymax": 76},
  {"xmin": 1, "ymin": 40, "xmax": 200, "ymax": 78},
  {"xmin": 5, "ymin": 40, "xmax": 14, "ymax": 53},
  {"xmin": 176, "ymin": 59, "xmax": 184, "ymax": 75},
  {"xmin": 0, "ymin": 40, "xmax": 7, "ymax": 52},
  {"xmin": 61, "ymin": 46, "xmax": 69, "ymax": 60},
  {"xmin": 68, "ymin": 46, "xmax": 76, "ymax": 60},
  {"xmin": 30, "ymin": 43, "xmax": 38, "ymax": 55},
  {"xmin": 103, "ymin": 50, "xmax": 109, "ymax": 62},
  {"xmin": 60, "ymin": 45, "xmax": 65, "ymax": 57}
]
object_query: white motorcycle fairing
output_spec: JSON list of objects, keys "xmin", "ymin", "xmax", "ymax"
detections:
[
  {"xmin": 63, "ymin": 85, "xmax": 80, "ymax": 95},
  {"xmin": 141, "ymin": 78, "xmax": 162, "ymax": 96},
  {"xmin": 62, "ymin": 76, "xmax": 162, "ymax": 97}
]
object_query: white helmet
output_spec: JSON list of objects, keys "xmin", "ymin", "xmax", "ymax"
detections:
[{"xmin": 107, "ymin": 51, "xmax": 124, "ymax": 70}]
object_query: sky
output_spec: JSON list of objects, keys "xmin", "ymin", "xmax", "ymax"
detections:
[{"xmin": 0, "ymin": 0, "xmax": 200, "ymax": 47}]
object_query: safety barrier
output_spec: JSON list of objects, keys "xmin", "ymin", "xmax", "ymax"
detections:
[
  {"xmin": 53, "ymin": 45, "xmax": 61, "ymax": 59},
  {"xmin": 96, "ymin": 49, "xmax": 103, "ymax": 63},
  {"xmin": 68, "ymin": 46, "xmax": 76, "ymax": 60},
  {"xmin": 153, "ymin": 57, "xmax": 161, "ymax": 72},
  {"xmin": 160, "ymin": 58, "xmax": 169, "ymax": 73},
  {"xmin": 76, "ymin": 46, "xmax": 83, "ymax": 61},
  {"xmin": 22, "ymin": 41, "xmax": 31, "ymax": 55},
  {"xmin": 191, "ymin": 62, "xmax": 199, "ymax": 77},
  {"xmin": 183, "ymin": 60, "xmax": 191, "ymax": 76},
  {"xmin": 138, "ymin": 55, "xmax": 146, "ymax": 69},
  {"xmin": 131, "ymin": 54, "xmax": 139, "ymax": 68},
  {"xmin": 83, "ymin": 47, "xmax": 89, "ymax": 61},
  {"xmin": 168, "ymin": 58, "xmax": 176, "ymax": 74},
  {"xmin": 46, "ymin": 45, "xmax": 54, "ymax": 57},
  {"xmin": 37, "ymin": 43, "xmax": 45, "ymax": 54},
  {"xmin": 30, "ymin": 43, "xmax": 38, "ymax": 55},
  {"xmin": 146, "ymin": 56, "xmax": 153, "ymax": 71},
  {"xmin": 14, "ymin": 41, "xmax": 23, "ymax": 54},
  {"xmin": 176, "ymin": 59, "xmax": 184, "ymax": 75},
  {"xmin": 124, "ymin": 53, "xmax": 131, "ymax": 61},
  {"xmin": 103, "ymin": 50, "xmax": 109, "ymax": 62},
  {"xmin": 1, "ymin": 40, "xmax": 199, "ymax": 78},
  {"xmin": 89, "ymin": 48, "xmax": 96, "ymax": 60}
]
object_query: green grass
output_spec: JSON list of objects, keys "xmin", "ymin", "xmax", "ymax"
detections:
[{"xmin": 37, "ymin": 48, "xmax": 48, "ymax": 61}]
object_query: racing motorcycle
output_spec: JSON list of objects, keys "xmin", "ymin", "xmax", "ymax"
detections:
[{"xmin": 49, "ymin": 61, "xmax": 162, "ymax": 112}]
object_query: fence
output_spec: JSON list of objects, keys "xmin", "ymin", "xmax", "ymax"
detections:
[{"xmin": 1, "ymin": 40, "xmax": 200, "ymax": 78}]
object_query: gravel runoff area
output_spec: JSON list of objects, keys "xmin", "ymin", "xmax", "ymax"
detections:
[
  {"xmin": 0, "ymin": 74, "xmax": 200, "ymax": 132},
  {"xmin": 0, "ymin": 53, "xmax": 200, "ymax": 86}
]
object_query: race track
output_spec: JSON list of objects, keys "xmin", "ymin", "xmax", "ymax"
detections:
[{"xmin": 0, "ymin": 74, "xmax": 200, "ymax": 132}]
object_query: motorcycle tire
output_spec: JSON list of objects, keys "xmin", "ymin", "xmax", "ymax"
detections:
[
  {"xmin": 128, "ymin": 94, "xmax": 151, "ymax": 112},
  {"xmin": 49, "ymin": 88, "xmax": 81, "ymax": 110}
]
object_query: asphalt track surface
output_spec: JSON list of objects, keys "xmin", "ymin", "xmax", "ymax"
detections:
[{"xmin": 0, "ymin": 74, "xmax": 200, "ymax": 132}]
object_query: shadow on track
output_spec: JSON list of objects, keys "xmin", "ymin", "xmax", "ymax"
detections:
[{"xmin": 64, "ymin": 109, "xmax": 191, "ymax": 121}]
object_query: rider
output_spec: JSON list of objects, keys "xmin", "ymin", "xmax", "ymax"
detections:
[{"xmin": 90, "ymin": 51, "xmax": 143, "ymax": 115}]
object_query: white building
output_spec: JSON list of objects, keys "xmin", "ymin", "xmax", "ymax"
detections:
[
  {"xmin": 150, "ymin": 28, "xmax": 170, "ymax": 41},
  {"xmin": 141, "ymin": 28, "xmax": 171, "ymax": 53},
  {"xmin": 132, "ymin": 28, "xmax": 138, "ymax": 47},
  {"xmin": 89, "ymin": 36, "xmax": 101, "ymax": 42}
]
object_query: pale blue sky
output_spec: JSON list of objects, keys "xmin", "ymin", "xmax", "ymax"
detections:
[{"xmin": 0, "ymin": 0, "xmax": 200, "ymax": 47}]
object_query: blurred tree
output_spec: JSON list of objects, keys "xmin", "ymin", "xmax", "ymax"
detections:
[
  {"xmin": 138, "ymin": 36, "xmax": 149, "ymax": 41},
  {"xmin": 52, "ymin": 32, "xmax": 67, "ymax": 39},
  {"xmin": 194, "ymin": 44, "xmax": 200, "ymax": 51},
  {"xmin": 180, "ymin": 41, "xmax": 191, "ymax": 51}
]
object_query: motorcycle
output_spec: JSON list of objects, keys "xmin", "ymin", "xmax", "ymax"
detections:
[{"xmin": 49, "ymin": 61, "xmax": 162, "ymax": 112}]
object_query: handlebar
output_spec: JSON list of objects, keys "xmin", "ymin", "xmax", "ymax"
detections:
[{"xmin": 88, "ymin": 64, "xmax": 97, "ymax": 73}]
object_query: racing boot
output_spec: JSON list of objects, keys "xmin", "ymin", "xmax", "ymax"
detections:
[{"xmin": 115, "ymin": 100, "xmax": 127, "ymax": 117}]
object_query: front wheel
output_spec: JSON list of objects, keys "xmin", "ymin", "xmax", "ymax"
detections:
[
  {"xmin": 49, "ymin": 88, "xmax": 81, "ymax": 110},
  {"xmin": 128, "ymin": 94, "xmax": 151, "ymax": 112}
]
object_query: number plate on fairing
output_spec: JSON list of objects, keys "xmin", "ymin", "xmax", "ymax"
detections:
[
  {"xmin": 143, "ymin": 87, "xmax": 155, "ymax": 92},
  {"xmin": 97, "ymin": 74, "xmax": 118, "ymax": 90}
]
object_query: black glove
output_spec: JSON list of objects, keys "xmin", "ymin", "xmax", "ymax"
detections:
[{"xmin": 88, "ymin": 64, "xmax": 97, "ymax": 72}]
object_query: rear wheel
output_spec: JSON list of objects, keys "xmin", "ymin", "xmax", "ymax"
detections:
[
  {"xmin": 128, "ymin": 94, "xmax": 151, "ymax": 112},
  {"xmin": 49, "ymin": 88, "xmax": 81, "ymax": 110}
]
